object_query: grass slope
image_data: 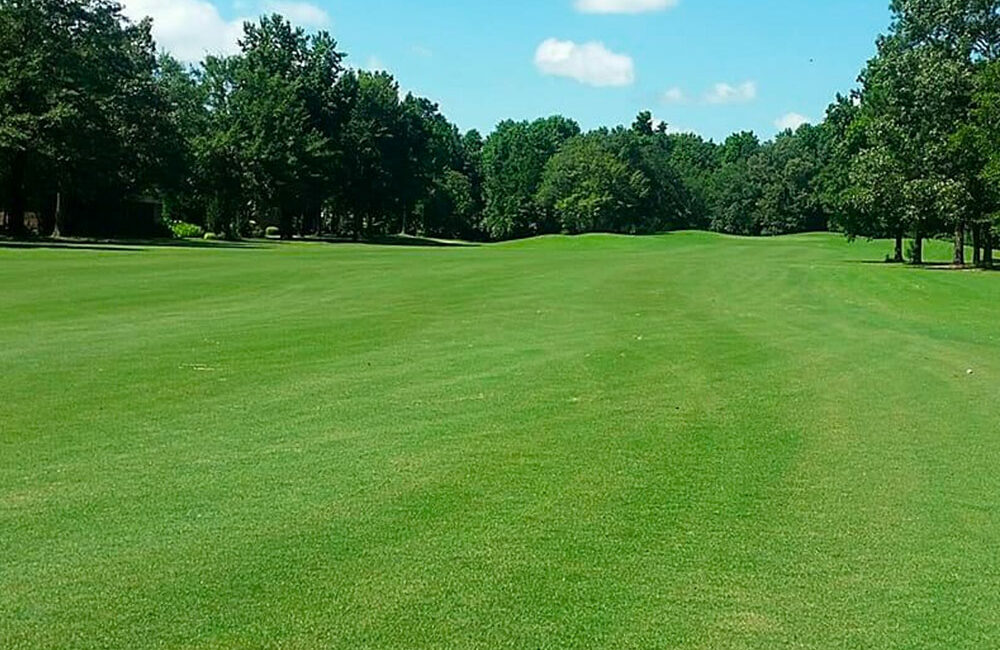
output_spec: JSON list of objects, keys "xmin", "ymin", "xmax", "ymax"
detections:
[{"xmin": 2, "ymin": 232, "xmax": 1000, "ymax": 649}]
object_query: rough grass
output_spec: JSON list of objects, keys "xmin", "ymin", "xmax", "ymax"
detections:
[{"xmin": 2, "ymin": 232, "xmax": 999, "ymax": 649}]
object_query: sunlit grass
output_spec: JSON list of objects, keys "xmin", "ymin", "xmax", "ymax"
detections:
[{"xmin": 2, "ymin": 232, "xmax": 999, "ymax": 648}]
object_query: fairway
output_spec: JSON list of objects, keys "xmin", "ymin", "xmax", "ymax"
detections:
[{"xmin": 3, "ymin": 232, "xmax": 1000, "ymax": 648}]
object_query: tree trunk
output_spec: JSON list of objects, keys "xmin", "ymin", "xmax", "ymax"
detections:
[
  {"xmin": 973, "ymin": 225, "xmax": 982, "ymax": 266},
  {"xmin": 5, "ymin": 150, "xmax": 27, "ymax": 237},
  {"xmin": 310, "ymin": 205, "xmax": 322, "ymax": 236},
  {"xmin": 912, "ymin": 233, "xmax": 924, "ymax": 265},
  {"xmin": 985, "ymin": 228, "xmax": 995, "ymax": 269},
  {"xmin": 52, "ymin": 192, "xmax": 65, "ymax": 239},
  {"xmin": 894, "ymin": 232, "xmax": 904, "ymax": 263},
  {"xmin": 38, "ymin": 192, "xmax": 56, "ymax": 237},
  {"xmin": 954, "ymin": 221, "xmax": 965, "ymax": 266},
  {"xmin": 279, "ymin": 210, "xmax": 292, "ymax": 240}
]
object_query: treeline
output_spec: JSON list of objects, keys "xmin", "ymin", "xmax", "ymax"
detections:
[
  {"xmin": 0, "ymin": 0, "xmax": 841, "ymax": 241},
  {"xmin": 2, "ymin": 0, "xmax": 999, "ymax": 259}
]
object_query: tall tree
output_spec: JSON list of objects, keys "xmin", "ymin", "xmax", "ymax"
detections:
[
  {"xmin": 848, "ymin": 34, "xmax": 974, "ymax": 263},
  {"xmin": 335, "ymin": 70, "xmax": 408, "ymax": 239}
]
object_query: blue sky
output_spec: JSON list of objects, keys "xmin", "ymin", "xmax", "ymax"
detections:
[{"xmin": 125, "ymin": 0, "xmax": 892, "ymax": 141}]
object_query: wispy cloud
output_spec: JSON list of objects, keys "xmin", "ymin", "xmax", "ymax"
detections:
[
  {"xmin": 704, "ymin": 81, "xmax": 758, "ymax": 105},
  {"xmin": 660, "ymin": 86, "xmax": 687, "ymax": 104},
  {"xmin": 264, "ymin": 1, "xmax": 330, "ymax": 28},
  {"xmin": 775, "ymin": 112, "xmax": 812, "ymax": 130},
  {"xmin": 575, "ymin": 0, "xmax": 679, "ymax": 14}
]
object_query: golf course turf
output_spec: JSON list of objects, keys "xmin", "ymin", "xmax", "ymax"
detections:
[{"xmin": 2, "ymin": 232, "xmax": 1000, "ymax": 648}]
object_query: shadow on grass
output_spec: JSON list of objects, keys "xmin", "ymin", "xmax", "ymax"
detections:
[
  {"xmin": 0, "ymin": 237, "xmax": 268, "ymax": 252},
  {"xmin": 303, "ymin": 234, "xmax": 479, "ymax": 248},
  {"xmin": 920, "ymin": 263, "xmax": 1000, "ymax": 272},
  {"xmin": 848, "ymin": 259, "xmax": 1000, "ymax": 271},
  {"xmin": 0, "ymin": 240, "xmax": 143, "ymax": 252},
  {"xmin": 1, "ymin": 234, "xmax": 477, "ymax": 252},
  {"xmin": 849, "ymin": 259, "xmax": 958, "ymax": 267}
]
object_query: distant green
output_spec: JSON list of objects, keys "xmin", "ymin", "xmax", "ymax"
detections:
[{"xmin": 3, "ymin": 233, "xmax": 999, "ymax": 649}]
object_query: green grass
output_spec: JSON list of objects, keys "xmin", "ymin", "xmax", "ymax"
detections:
[{"xmin": 3, "ymin": 232, "xmax": 1000, "ymax": 649}]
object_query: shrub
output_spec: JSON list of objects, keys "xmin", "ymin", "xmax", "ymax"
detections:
[
  {"xmin": 265, "ymin": 226, "xmax": 281, "ymax": 239},
  {"xmin": 203, "ymin": 232, "xmax": 220, "ymax": 241},
  {"xmin": 169, "ymin": 220, "xmax": 204, "ymax": 239}
]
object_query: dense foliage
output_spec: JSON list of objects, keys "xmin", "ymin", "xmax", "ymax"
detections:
[{"xmin": 2, "ymin": 0, "xmax": 1000, "ymax": 261}]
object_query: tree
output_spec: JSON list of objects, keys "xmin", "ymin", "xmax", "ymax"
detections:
[
  {"xmin": 421, "ymin": 169, "xmax": 477, "ymax": 239},
  {"xmin": 666, "ymin": 133, "xmax": 720, "ymax": 230},
  {"xmin": 846, "ymin": 34, "xmax": 974, "ymax": 263},
  {"xmin": 756, "ymin": 125, "xmax": 831, "ymax": 235},
  {"xmin": 334, "ymin": 70, "xmax": 414, "ymax": 239},
  {"xmin": 0, "ymin": 0, "xmax": 84, "ymax": 236},
  {"xmin": 155, "ymin": 55, "xmax": 209, "ymax": 227},
  {"xmin": 297, "ymin": 30, "xmax": 347, "ymax": 235},
  {"xmin": 536, "ymin": 132, "xmax": 649, "ymax": 234},
  {"xmin": 719, "ymin": 131, "xmax": 761, "ymax": 165},
  {"xmin": 229, "ymin": 16, "xmax": 333, "ymax": 238},
  {"xmin": 399, "ymin": 93, "xmax": 463, "ymax": 236},
  {"xmin": 191, "ymin": 55, "xmax": 246, "ymax": 237},
  {"xmin": 709, "ymin": 159, "xmax": 764, "ymax": 235},
  {"xmin": 889, "ymin": 0, "xmax": 1000, "ymax": 59},
  {"xmin": 968, "ymin": 59, "xmax": 1000, "ymax": 265},
  {"xmin": 612, "ymin": 120, "xmax": 690, "ymax": 232},
  {"xmin": 842, "ymin": 143, "xmax": 909, "ymax": 260},
  {"xmin": 0, "ymin": 0, "xmax": 178, "ymax": 236},
  {"xmin": 818, "ymin": 95, "xmax": 865, "ymax": 241},
  {"xmin": 877, "ymin": 0, "xmax": 996, "ymax": 263},
  {"xmin": 459, "ymin": 129, "xmax": 486, "ymax": 233},
  {"xmin": 482, "ymin": 116, "xmax": 580, "ymax": 239}
]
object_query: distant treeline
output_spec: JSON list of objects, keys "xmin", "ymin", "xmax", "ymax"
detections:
[{"xmin": 2, "ymin": 0, "xmax": 999, "ymax": 262}]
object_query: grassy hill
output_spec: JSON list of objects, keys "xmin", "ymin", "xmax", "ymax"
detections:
[{"xmin": 2, "ymin": 232, "xmax": 999, "ymax": 648}]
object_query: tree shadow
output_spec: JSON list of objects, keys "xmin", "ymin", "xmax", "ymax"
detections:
[
  {"xmin": 848, "ymin": 260, "xmax": 961, "ymax": 268},
  {"xmin": 848, "ymin": 260, "xmax": 903, "ymax": 265},
  {"xmin": 920, "ymin": 263, "xmax": 1000, "ymax": 272},
  {"xmin": 0, "ymin": 241, "xmax": 143, "ymax": 252},
  {"xmin": 102, "ymin": 238, "xmax": 269, "ymax": 250},
  {"xmin": 0, "ymin": 237, "xmax": 268, "ymax": 251},
  {"xmin": 304, "ymin": 234, "xmax": 479, "ymax": 248}
]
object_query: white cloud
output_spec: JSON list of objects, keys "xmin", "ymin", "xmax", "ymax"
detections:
[
  {"xmin": 704, "ymin": 81, "xmax": 758, "ymax": 105},
  {"xmin": 122, "ymin": 0, "xmax": 330, "ymax": 62},
  {"xmin": 264, "ymin": 1, "xmax": 330, "ymax": 27},
  {"xmin": 411, "ymin": 45, "xmax": 433, "ymax": 58},
  {"xmin": 575, "ymin": 0, "xmax": 678, "ymax": 14},
  {"xmin": 122, "ymin": 0, "xmax": 246, "ymax": 61},
  {"xmin": 661, "ymin": 86, "xmax": 687, "ymax": 104},
  {"xmin": 775, "ymin": 112, "xmax": 812, "ymax": 130},
  {"xmin": 535, "ymin": 38, "xmax": 635, "ymax": 87}
]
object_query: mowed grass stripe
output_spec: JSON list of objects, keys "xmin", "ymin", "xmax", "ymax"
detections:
[{"xmin": 3, "ymin": 233, "xmax": 1000, "ymax": 648}]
